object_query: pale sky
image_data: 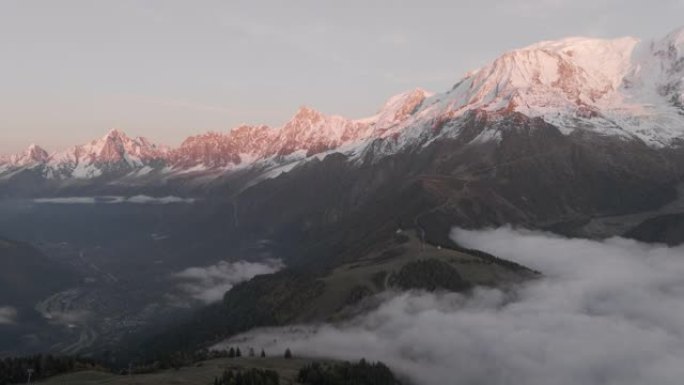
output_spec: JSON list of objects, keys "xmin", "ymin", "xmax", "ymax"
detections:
[{"xmin": 1, "ymin": 0, "xmax": 683, "ymax": 154}]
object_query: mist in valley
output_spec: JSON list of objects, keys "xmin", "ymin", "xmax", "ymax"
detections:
[
  {"xmin": 172, "ymin": 259, "xmax": 285, "ymax": 304},
  {"xmin": 226, "ymin": 227, "xmax": 684, "ymax": 385}
]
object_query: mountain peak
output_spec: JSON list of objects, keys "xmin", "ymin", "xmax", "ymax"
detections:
[
  {"xmin": 102, "ymin": 128, "xmax": 130, "ymax": 141},
  {"xmin": 25, "ymin": 144, "xmax": 49, "ymax": 161},
  {"xmin": 663, "ymin": 25, "xmax": 684, "ymax": 47},
  {"xmin": 26, "ymin": 143, "xmax": 45, "ymax": 153},
  {"xmin": 440, "ymin": 35, "xmax": 639, "ymax": 114},
  {"xmin": 369, "ymin": 88, "xmax": 433, "ymax": 134},
  {"xmin": 381, "ymin": 88, "xmax": 431, "ymax": 108},
  {"xmin": 3, "ymin": 143, "xmax": 49, "ymax": 167},
  {"xmin": 292, "ymin": 106, "xmax": 324, "ymax": 122},
  {"xmin": 38, "ymin": 128, "xmax": 166, "ymax": 179}
]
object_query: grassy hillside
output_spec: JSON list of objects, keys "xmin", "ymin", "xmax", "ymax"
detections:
[{"xmin": 134, "ymin": 231, "xmax": 537, "ymax": 360}]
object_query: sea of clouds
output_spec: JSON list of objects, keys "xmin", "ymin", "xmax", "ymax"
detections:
[{"xmin": 224, "ymin": 227, "xmax": 684, "ymax": 385}]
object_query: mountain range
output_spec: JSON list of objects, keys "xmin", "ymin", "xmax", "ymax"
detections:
[{"xmin": 2, "ymin": 27, "xmax": 683, "ymax": 186}]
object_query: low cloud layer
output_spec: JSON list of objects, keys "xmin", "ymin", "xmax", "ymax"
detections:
[
  {"xmin": 33, "ymin": 195, "xmax": 195, "ymax": 205},
  {"xmin": 0, "ymin": 306, "xmax": 17, "ymax": 325},
  {"xmin": 225, "ymin": 228, "xmax": 684, "ymax": 385},
  {"xmin": 174, "ymin": 259, "xmax": 284, "ymax": 304}
]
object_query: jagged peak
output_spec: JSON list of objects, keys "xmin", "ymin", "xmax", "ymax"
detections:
[
  {"xmin": 92, "ymin": 129, "xmax": 163, "ymax": 151},
  {"xmin": 368, "ymin": 88, "xmax": 433, "ymax": 132},
  {"xmin": 647, "ymin": 26, "xmax": 684, "ymax": 61},
  {"xmin": 26, "ymin": 143, "xmax": 48, "ymax": 156},
  {"xmin": 662, "ymin": 25, "xmax": 684, "ymax": 46},
  {"xmin": 184, "ymin": 130, "xmax": 226, "ymax": 140},
  {"xmin": 135, "ymin": 135, "xmax": 158, "ymax": 147},
  {"xmin": 179, "ymin": 125, "xmax": 272, "ymax": 145},
  {"xmin": 3, "ymin": 143, "xmax": 49, "ymax": 166},
  {"xmin": 229, "ymin": 124, "xmax": 272, "ymax": 134},
  {"xmin": 25, "ymin": 143, "xmax": 49, "ymax": 159},
  {"xmin": 290, "ymin": 105, "xmax": 325, "ymax": 123},
  {"xmin": 39, "ymin": 128, "xmax": 165, "ymax": 169},
  {"xmin": 380, "ymin": 88, "xmax": 432, "ymax": 110},
  {"xmin": 101, "ymin": 128, "xmax": 131, "ymax": 141}
]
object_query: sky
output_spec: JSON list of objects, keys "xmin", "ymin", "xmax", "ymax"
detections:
[{"xmin": 1, "ymin": 0, "xmax": 684, "ymax": 154}]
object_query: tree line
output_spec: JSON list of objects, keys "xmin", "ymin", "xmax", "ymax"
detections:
[
  {"xmin": 0, "ymin": 354, "xmax": 101, "ymax": 385},
  {"xmin": 297, "ymin": 359, "xmax": 401, "ymax": 385},
  {"xmin": 212, "ymin": 358, "xmax": 402, "ymax": 385},
  {"xmin": 213, "ymin": 368, "xmax": 280, "ymax": 385}
]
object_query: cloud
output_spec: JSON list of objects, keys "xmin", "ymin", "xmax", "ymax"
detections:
[
  {"xmin": 33, "ymin": 197, "xmax": 97, "ymax": 204},
  {"xmin": 33, "ymin": 195, "xmax": 195, "ymax": 205},
  {"xmin": 0, "ymin": 306, "xmax": 18, "ymax": 325},
  {"xmin": 173, "ymin": 259, "xmax": 284, "ymax": 304},
  {"xmin": 126, "ymin": 195, "xmax": 195, "ymax": 204},
  {"xmin": 223, "ymin": 227, "xmax": 684, "ymax": 385}
]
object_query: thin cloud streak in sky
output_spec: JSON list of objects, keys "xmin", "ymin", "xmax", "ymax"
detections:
[{"xmin": 225, "ymin": 228, "xmax": 684, "ymax": 385}]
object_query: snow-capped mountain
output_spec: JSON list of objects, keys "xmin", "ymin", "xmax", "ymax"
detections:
[
  {"xmin": 2, "ymin": 144, "xmax": 49, "ymax": 167},
  {"xmin": 2, "ymin": 27, "xmax": 684, "ymax": 182},
  {"xmin": 0, "ymin": 129, "xmax": 166, "ymax": 179},
  {"xmin": 170, "ymin": 125, "xmax": 272, "ymax": 169},
  {"xmin": 0, "ymin": 144, "xmax": 49, "ymax": 175},
  {"xmin": 407, "ymin": 28, "xmax": 684, "ymax": 147},
  {"xmin": 44, "ymin": 129, "xmax": 167, "ymax": 178},
  {"xmin": 167, "ymin": 91, "xmax": 430, "ymax": 171}
]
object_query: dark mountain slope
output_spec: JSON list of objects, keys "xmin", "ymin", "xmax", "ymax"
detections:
[
  {"xmin": 0, "ymin": 237, "xmax": 77, "ymax": 306},
  {"xmin": 222, "ymin": 112, "xmax": 681, "ymax": 260},
  {"xmin": 625, "ymin": 213, "xmax": 684, "ymax": 246}
]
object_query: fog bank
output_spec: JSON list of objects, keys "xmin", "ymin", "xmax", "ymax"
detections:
[{"xmin": 223, "ymin": 227, "xmax": 684, "ymax": 385}]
